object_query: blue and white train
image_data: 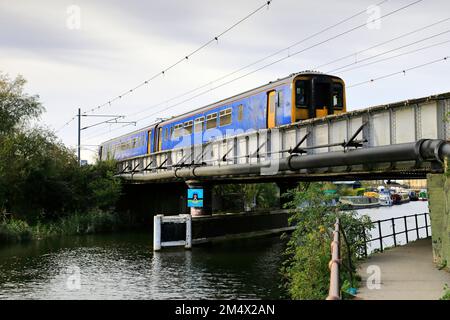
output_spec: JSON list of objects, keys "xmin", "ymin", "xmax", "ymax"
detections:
[{"xmin": 99, "ymin": 71, "xmax": 346, "ymax": 161}]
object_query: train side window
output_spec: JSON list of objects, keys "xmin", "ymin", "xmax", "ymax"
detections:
[
  {"xmin": 219, "ymin": 108, "xmax": 232, "ymax": 126},
  {"xmin": 237, "ymin": 104, "xmax": 243, "ymax": 121},
  {"xmin": 295, "ymin": 80, "xmax": 310, "ymax": 108},
  {"xmin": 173, "ymin": 124, "xmax": 182, "ymax": 138},
  {"xmin": 277, "ymin": 91, "xmax": 284, "ymax": 108},
  {"xmin": 206, "ymin": 113, "xmax": 217, "ymax": 129},
  {"xmin": 164, "ymin": 128, "xmax": 168, "ymax": 141},
  {"xmin": 333, "ymin": 83, "xmax": 344, "ymax": 109},
  {"xmin": 184, "ymin": 120, "xmax": 193, "ymax": 135},
  {"xmin": 194, "ymin": 117, "xmax": 204, "ymax": 133},
  {"xmin": 170, "ymin": 126, "xmax": 174, "ymax": 140}
]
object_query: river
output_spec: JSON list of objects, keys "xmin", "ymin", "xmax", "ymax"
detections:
[{"xmin": 0, "ymin": 201, "xmax": 429, "ymax": 299}]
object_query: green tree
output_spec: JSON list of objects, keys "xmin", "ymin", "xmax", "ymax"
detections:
[
  {"xmin": 0, "ymin": 73, "xmax": 45, "ymax": 214},
  {"xmin": 0, "ymin": 73, "xmax": 43, "ymax": 135},
  {"xmin": 0, "ymin": 72, "xmax": 122, "ymax": 223},
  {"xmin": 281, "ymin": 182, "xmax": 372, "ymax": 300}
]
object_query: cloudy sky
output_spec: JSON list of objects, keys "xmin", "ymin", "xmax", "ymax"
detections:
[{"xmin": 1, "ymin": 0, "xmax": 450, "ymax": 162}]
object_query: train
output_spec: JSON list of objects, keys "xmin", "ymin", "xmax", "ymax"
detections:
[{"xmin": 99, "ymin": 71, "xmax": 346, "ymax": 161}]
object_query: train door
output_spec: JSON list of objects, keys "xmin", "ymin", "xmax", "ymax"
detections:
[
  {"xmin": 312, "ymin": 79, "xmax": 333, "ymax": 118},
  {"xmin": 267, "ymin": 90, "xmax": 276, "ymax": 129},
  {"xmin": 147, "ymin": 129, "xmax": 152, "ymax": 153},
  {"xmin": 153, "ymin": 125, "xmax": 162, "ymax": 152},
  {"xmin": 157, "ymin": 127, "xmax": 163, "ymax": 151}
]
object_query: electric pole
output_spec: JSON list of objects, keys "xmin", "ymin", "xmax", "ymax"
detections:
[{"xmin": 77, "ymin": 108, "xmax": 81, "ymax": 166}]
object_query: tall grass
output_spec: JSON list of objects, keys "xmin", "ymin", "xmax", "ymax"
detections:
[
  {"xmin": 0, "ymin": 219, "xmax": 33, "ymax": 242},
  {"xmin": 0, "ymin": 210, "xmax": 121, "ymax": 244}
]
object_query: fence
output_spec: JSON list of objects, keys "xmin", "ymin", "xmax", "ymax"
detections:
[{"xmin": 362, "ymin": 212, "xmax": 431, "ymax": 257}]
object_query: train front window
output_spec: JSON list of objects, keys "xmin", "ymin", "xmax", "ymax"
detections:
[
  {"xmin": 295, "ymin": 80, "xmax": 310, "ymax": 108},
  {"xmin": 314, "ymin": 82, "xmax": 330, "ymax": 107},
  {"xmin": 333, "ymin": 83, "xmax": 343, "ymax": 109}
]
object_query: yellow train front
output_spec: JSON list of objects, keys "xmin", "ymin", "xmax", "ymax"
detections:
[
  {"xmin": 290, "ymin": 71, "xmax": 346, "ymax": 122},
  {"xmin": 100, "ymin": 71, "xmax": 346, "ymax": 160}
]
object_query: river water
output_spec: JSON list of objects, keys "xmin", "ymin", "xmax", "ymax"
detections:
[{"xmin": 0, "ymin": 201, "xmax": 429, "ymax": 300}]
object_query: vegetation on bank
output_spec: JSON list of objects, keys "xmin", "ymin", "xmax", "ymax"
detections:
[
  {"xmin": 280, "ymin": 182, "xmax": 373, "ymax": 300},
  {"xmin": 441, "ymin": 284, "xmax": 450, "ymax": 300},
  {"xmin": 0, "ymin": 72, "xmax": 123, "ymax": 244},
  {"xmin": 0, "ymin": 210, "xmax": 122, "ymax": 243},
  {"xmin": 213, "ymin": 183, "xmax": 279, "ymax": 212}
]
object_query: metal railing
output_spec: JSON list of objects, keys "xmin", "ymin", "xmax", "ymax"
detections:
[
  {"xmin": 327, "ymin": 218, "xmax": 341, "ymax": 300},
  {"xmin": 327, "ymin": 212, "xmax": 431, "ymax": 299},
  {"xmin": 362, "ymin": 212, "xmax": 431, "ymax": 256}
]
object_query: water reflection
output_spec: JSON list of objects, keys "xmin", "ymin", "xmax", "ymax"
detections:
[
  {"xmin": 0, "ymin": 202, "xmax": 429, "ymax": 299},
  {"xmin": 0, "ymin": 234, "xmax": 284, "ymax": 300}
]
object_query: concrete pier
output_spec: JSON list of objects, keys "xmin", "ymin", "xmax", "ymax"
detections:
[
  {"xmin": 427, "ymin": 173, "xmax": 450, "ymax": 269},
  {"xmin": 185, "ymin": 180, "xmax": 212, "ymax": 216}
]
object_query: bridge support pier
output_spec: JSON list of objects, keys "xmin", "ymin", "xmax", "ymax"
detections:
[
  {"xmin": 427, "ymin": 172, "xmax": 450, "ymax": 270},
  {"xmin": 277, "ymin": 182, "xmax": 298, "ymax": 209},
  {"xmin": 185, "ymin": 180, "xmax": 212, "ymax": 217}
]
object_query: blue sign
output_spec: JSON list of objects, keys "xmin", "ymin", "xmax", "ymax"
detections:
[{"xmin": 187, "ymin": 188, "xmax": 203, "ymax": 208}]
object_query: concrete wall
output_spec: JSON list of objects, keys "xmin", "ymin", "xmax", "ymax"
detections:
[
  {"xmin": 427, "ymin": 173, "xmax": 450, "ymax": 269},
  {"xmin": 117, "ymin": 182, "xmax": 187, "ymax": 226},
  {"xmin": 191, "ymin": 210, "xmax": 289, "ymax": 240}
]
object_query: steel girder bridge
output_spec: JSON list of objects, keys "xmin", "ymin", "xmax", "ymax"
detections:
[{"xmin": 117, "ymin": 92, "xmax": 450, "ymax": 184}]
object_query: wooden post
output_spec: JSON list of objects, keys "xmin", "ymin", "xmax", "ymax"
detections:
[
  {"xmin": 153, "ymin": 215, "xmax": 162, "ymax": 251},
  {"xmin": 185, "ymin": 214, "xmax": 192, "ymax": 249}
]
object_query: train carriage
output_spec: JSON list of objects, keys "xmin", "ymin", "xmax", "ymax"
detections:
[{"xmin": 99, "ymin": 71, "xmax": 346, "ymax": 161}]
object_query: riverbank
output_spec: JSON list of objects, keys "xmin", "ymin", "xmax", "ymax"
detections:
[{"xmin": 0, "ymin": 210, "xmax": 125, "ymax": 244}]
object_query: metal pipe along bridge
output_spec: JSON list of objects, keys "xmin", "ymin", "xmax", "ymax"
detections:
[{"xmin": 117, "ymin": 92, "xmax": 450, "ymax": 183}]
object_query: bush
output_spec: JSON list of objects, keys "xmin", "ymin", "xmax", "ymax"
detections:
[
  {"xmin": 441, "ymin": 284, "xmax": 450, "ymax": 300},
  {"xmin": 58, "ymin": 210, "xmax": 120, "ymax": 235},
  {"xmin": 0, "ymin": 219, "xmax": 33, "ymax": 242},
  {"xmin": 0, "ymin": 211, "xmax": 122, "ymax": 244},
  {"xmin": 280, "ymin": 182, "xmax": 372, "ymax": 300}
]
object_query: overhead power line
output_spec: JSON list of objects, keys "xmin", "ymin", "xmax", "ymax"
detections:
[
  {"xmin": 346, "ymin": 55, "xmax": 449, "ymax": 88},
  {"xmin": 121, "ymin": 0, "xmax": 391, "ymax": 121},
  {"xmin": 315, "ymin": 17, "xmax": 450, "ymax": 70},
  {"xmin": 72, "ymin": 0, "xmax": 391, "ymax": 139},
  {"xmin": 334, "ymin": 39, "xmax": 450, "ymax": 74},
  {"xmin": 327, "ymin": 29, "xmax": 450, "ymax": 73},
  {"xmin": 83, "ymin": 0, "xmax": 423, "ymax": 141},
  {"xmin": 56, "ymin": 0, "xmax": 273, "ymax": 132}
]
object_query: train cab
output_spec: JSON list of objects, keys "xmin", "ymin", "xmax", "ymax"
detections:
[{"xmin": 292, "ymin": 72, "xmax": 346, "ymax": 122}]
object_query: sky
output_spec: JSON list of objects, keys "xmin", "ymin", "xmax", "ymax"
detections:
[{"xmin": 1, "ymin": 0, "xmax": 450, "ymax": 162}]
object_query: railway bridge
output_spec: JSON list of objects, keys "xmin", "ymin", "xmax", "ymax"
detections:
[
  {"xmin": 117, "ymin": 92, "xmax": 450, "ymax": 184},
  {"xmin": 117, "ymin": 92, "xmax": 450, "ymax": 206},
  {"xmin": 115, "ymin": 92, "xmax": 450, "ymax": 263}
]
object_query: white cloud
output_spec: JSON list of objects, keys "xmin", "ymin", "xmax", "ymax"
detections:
[{"xmin": 1, "ymin": 0, "xmax": 450, "ymax": 162}]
